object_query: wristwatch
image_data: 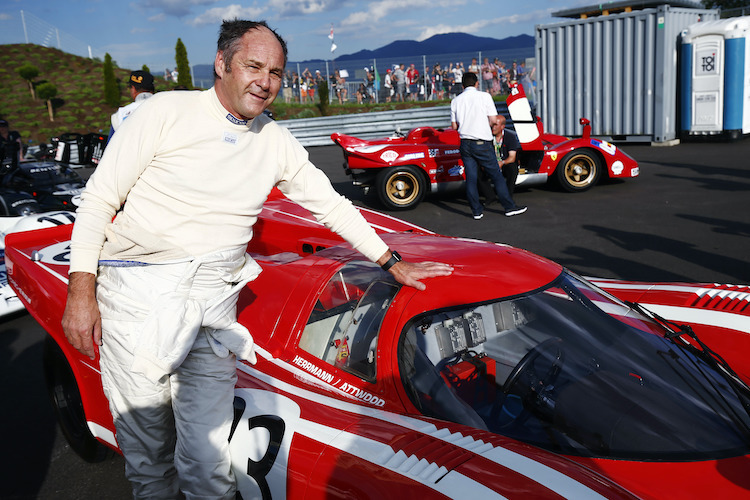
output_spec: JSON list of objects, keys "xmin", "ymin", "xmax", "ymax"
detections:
[{"xmin": 381, "ymin": 250, "xmax": 402, "ymax": 271}]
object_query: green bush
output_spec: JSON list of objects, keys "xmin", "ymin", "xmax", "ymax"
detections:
[{"xmin": 292, "ymin": 108, "xmax": 319, "ymax": 119}]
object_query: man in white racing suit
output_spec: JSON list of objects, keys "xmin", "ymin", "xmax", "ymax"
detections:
[
  {"xmin": 108, "ymin": 70, "xmax": 155, "ymax": 143},
  {"xmin": 62, "ymin": 20, "xmax": 453, "ymax": 499}
]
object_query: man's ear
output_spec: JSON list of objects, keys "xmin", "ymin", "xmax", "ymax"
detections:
[{"xmin": 215, "ymin": 51, "xmax": 226, "ymax": 79}]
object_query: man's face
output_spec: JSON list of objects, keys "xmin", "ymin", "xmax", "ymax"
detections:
[
  {"xmin": 214, "ymin": 27, "xmax": 284, "ymax": 120},
  {"xmin": 492, "ymin": 120, "xmax": 506, "ymax": 136}
]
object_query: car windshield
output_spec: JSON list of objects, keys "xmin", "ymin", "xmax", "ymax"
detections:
[{"xmin": 398, "ymin": 271, "xmax": 750, "ymax": 460}]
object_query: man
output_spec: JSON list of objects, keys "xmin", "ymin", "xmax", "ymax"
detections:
[
  {"xmin": 406, "ymin": 63, "xmax": 419, "ymax": 101},
  {"xmin": 451, "ymin": 72, "xmax": 526, "ymax": 219},
  {"xmin": 493, "ymin": 115, "xmax": 521, "ymax": 201},
  {"xmin": 384, "ymin": 68, "xmax": 393, "ymax": 102},
  {"xmin": 0, "ymin": 119, "xmax": 23, "ymax": 167},
  {"xmin": 108, "ymin": 70, "xmax": 155, "ymax": 141},
  {"xmin": 62, "ymin": 20, "xmax": 452, "ymax": 499},
  {"xmin": 393, "ymin": 63, "xmax": 405, "ymax": 102}
]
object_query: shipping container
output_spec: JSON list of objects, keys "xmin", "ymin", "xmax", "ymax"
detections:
[{"xmin": 535, "ymin": 4, "xmax": 719, "ymax": 143}]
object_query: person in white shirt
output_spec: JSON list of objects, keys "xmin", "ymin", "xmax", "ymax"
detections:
[
  {"xmin": 62, "ymin": 19, "xmax": 452, "ymax": 499},
  {"xmin": 108, "ymin": 70, "xmax": 154, "ymax": 143},
  {"xmin": 451, "ymin": 72, "xmax": 526, "ymax": 220}
]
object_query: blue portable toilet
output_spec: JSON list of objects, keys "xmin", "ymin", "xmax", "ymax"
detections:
[{"xmin": 681, "ymin": 16, "xmax": 750, "ymax": 140}]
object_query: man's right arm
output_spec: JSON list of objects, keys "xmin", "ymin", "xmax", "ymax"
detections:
[{"xmin": 61, "ymin": 272, "xmax": 102, "ymax": 360}]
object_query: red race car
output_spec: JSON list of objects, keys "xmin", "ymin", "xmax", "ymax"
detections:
[
  {"xmin": 332, "ymin": 85, "xmax": 640, "ymax": 210},
  {"xmin": 6, "ymin": 192, "xmax": 750, "ymax": 499}
]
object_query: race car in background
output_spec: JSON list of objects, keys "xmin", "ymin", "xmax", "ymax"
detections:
[
  {"xmin": 0, "ymin": 161, "xmax": 85, "ymax": 213},
  {"xmin": 5, "ymin": 192, "xmax": 750, "ymax": 498},
  {"xmin": 332, "ymin": 84, "xmax": 640, "ymax": 210},
  {"xmin": 0, "ymin": 211, "xmax": 75, "ymax": 317}
]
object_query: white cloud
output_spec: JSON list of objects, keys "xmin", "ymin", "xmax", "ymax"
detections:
[
  {"xmin": 189, "ymin": 4, "xmax": 267, "ymax": 27},
  {"xmin": 0, "ymin": 13, "xmax": 12, "ymax": 21},
  {"xmin": 341, "ymin": 0, "xmax": 461, "ymax": 27},
  {"xmin": 416, "ymin": 9, "xmax": 554, "ymax": 40},
  {"xmin": 267, "ymin": 0, "xmax": 341, "ymax": 16},
  {"xmin": 148, "ymin": 13, "xmax": 166, "ymax": 22},
  {"xmin": 138, "ymin": 0, "xmax": 219, "ymax": 18}
]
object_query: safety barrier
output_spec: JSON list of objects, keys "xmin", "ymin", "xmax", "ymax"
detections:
[{"xmin": 277, "ymin": 103, "xmax": 510, "ymax": 147}]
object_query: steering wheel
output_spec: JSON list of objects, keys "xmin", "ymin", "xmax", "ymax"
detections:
[{"xmin": 500, "ymin": 338, "xmax": 564, "ymax": 424}]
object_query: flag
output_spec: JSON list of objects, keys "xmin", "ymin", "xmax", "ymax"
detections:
[
  {"xmin": 328, "ymin": 25, "xmax": 334, "ymax": 40},
  {"xmin": 331, "ymin": 42, "xmax": 337, "ymax": 53},
  {"xmin": 373, "ymin": 61, "xmax": 380, "ymax": 91}
]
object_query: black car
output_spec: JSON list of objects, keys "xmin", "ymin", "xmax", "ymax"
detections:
[{"xmin": 0, "ymin": 161, "xmax": 85, "ymax": 215}]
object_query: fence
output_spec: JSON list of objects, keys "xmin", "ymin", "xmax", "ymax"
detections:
[
  {"xmin": 277, "ymin": 102, "xmax": 512, "ymax": 147},
  {"xmin": 15, "ymin": 10, "xmax": 103, "ymax": 61},
  {"xmin": 281, "ymin": 46, "xmax": 535, "ymax": 105}
]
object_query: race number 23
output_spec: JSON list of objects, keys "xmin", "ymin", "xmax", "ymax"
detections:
[{"xmin": 230, "ymin": 390, "xmax": 300, "ymax": 500}]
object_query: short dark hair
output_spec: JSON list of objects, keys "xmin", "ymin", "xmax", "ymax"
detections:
[
  {"xmin": 462, "ymin": 72, "xmax": 478, "ymax": 88},
  {"xmin": 214, "ymin": 19, "xmax": 288, "ymax": 80}
]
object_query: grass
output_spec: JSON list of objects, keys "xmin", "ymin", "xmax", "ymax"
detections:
[
  {"xmin": 0, "ymin": 43, "xmax": 507, "ymax": 147},
  {"xmin": 0, "ymin": 44, "xmax": 187, "ymax": 145}
]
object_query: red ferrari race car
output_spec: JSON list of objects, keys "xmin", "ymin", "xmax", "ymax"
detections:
[
  {"xmin": 332, "ymin": 85, "xmax": 640, "ymax": 210},
  {"xmin": 6, "ymin": 192, "xmax": 750, "ymax": 499}
]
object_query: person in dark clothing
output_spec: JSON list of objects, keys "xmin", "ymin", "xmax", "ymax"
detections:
[
  {"xmin": 492, "ymin": 115, "xmax": 521, "ymax": 198},
  {"xmin": 0, "ymin": 119, "xmax": 23, "ymax": 167}
]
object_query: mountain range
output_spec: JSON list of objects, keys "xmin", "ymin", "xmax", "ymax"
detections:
[{"xmin": 335, "ymin": 33, "xmax": 534, "ymax": 61}]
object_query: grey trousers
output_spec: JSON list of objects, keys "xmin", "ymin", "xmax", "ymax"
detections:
[{"xmin": 97, "ymin": 265, "xmax": 238, "ymax": 500}]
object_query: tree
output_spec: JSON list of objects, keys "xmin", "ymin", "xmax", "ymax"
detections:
[
  {"xmin": 316, "ymin": 80, "xmax": 330, "ymax": 116},
  {"xmin": 175, "ymin": 38, "xmax": 192, "ymax": 88},
  {"xmin": 102, "ymin": 53, "xmax": 120, "ymax": 108},
  {"xmin": 36, "ymin": 82, "xmax": 57, "ymax": 121},
  {"xmin": 142, "ymin": 64, "xmax": 151, "ymax": 74},
  {"xmin": 17, "ymin": 64, "xmax": 39, "ymax": 99}
]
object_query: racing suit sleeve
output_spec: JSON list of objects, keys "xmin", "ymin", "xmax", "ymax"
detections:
[
  {"xmin": 274, "ymin": 127, "xmax": 388, "ymax": 263},
  {"xmin": 69, "ymin": 98, "xmax": 163, "ymax": 275}
]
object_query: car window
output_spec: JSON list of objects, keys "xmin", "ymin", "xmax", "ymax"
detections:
[
  {"xmin": 299, "ymin": 261, "xmax": 400, "ymax": 381},
  {"xmin": 398, "ymin": 271, "xmax": 750, "ymax": 460}
]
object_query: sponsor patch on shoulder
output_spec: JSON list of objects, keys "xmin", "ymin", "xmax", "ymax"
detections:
[{"xmin": 224, "ymin": 132, "xmax": 238, "ymax": 145}]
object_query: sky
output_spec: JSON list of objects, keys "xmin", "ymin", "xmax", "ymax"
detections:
[{"xmin": 0, "ymin": 0, "xmax": 588, "ymax": 73}]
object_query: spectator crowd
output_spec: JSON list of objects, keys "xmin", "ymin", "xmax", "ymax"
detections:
[{"xmin": 280, "ymin": 56, "xmax": 536, "ymax": 107}]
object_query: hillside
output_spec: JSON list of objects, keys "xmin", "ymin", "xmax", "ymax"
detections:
[
  {"xmin": 0, "ymin": 44, "xmax": 179, "ymax": 146},
  {"xmin": 1, "ymin": 43, "xmax": 501, "ymax": 147}
]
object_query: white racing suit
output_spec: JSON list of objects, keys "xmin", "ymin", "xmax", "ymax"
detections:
[{"xmin": 96, "ymin": 247, "xmax": 261, "ymax": 499}]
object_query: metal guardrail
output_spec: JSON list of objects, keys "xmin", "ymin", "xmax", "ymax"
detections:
[{"xmin": 277, "ymin": 103, "xmax": 510, "ymax": 147}]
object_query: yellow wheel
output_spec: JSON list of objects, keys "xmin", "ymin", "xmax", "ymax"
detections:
[
  {"xmin": 556, "ymin": 150, "xmax": 601, "ymax": 192},
  {"xmin": 376, "ymin": 166, "xmax": 426, "ymax": 210}
]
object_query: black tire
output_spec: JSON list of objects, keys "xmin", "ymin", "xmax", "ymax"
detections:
[
  {"xmin": 555, "ymin": 150, "xmax": 601, "ymax": 192},
  {"xmin": 43, "ymin": 337, "xmax": 113, "ymax": 462},
  {"xmin": 375, "ymin": 166, "xmax": 427, "ymax": 210}
]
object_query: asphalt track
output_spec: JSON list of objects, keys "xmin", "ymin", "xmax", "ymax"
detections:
[{"xmin": 2, "ymin": 137, "xmax": 749, "ymax": 498}]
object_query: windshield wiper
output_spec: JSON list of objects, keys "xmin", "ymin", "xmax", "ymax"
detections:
[{"xmin": 626, "ymin": 300, "xmax": 750, "ymax": 417}]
